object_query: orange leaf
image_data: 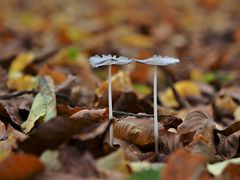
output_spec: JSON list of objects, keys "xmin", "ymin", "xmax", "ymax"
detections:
[
  {"xmin": 0, "ymin": 154, "xmax": 44, "ymax": 180},
  {"xmin": 39, "ymin": 64, "xmax": 67, "ymax": 84}
]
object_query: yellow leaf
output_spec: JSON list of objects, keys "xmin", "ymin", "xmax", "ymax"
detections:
[
  {"xmin": 7, "ymin": 52, "xmax": 37, "ymax": 90},
  {"xmin": 96, "ymin": 71, "xmax": 133, "ymax": 97},
  {"xmin": 190, "ymin": 68, "xmax": 204, "ymax": 82},
  {"xmin": 7, "ymin": 75, "xmax": 38, "ymax": 91},
  {"xmin": 234, "ymin": 106, "xmax": 240, "ymax": 121},
  {"xmin": 9, "ymin": 53, "xmax": 34, "ymax": 73},
  {"xmin": 97, "ymin": 148, "xmax": 129, "ymax": 174},
  {"xmin": 160, "ymin": 81, "xmax": 201, "ymax": 108}
]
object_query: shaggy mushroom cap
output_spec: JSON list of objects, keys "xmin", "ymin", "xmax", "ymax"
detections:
[
  {"xmin": 132, "ymin": 55, "xmax": 180, "ymax": 66},
  {"xmin": 89, "ymin": 55, "xmax": 132, "ymax": 68}
]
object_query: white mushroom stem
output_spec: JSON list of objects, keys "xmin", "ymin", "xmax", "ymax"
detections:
[
  {"xmin": 153, "ymin": 66, "xmax": 159, "ymax": 153},
  {"xmin": 108, "ymin": 65, "xmax": 113, "ymax": 147}
]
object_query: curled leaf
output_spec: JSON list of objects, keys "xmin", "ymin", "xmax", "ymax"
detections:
[
  {"xmin": 113, "ymin": 117, "xmax": 163, "ymax": 146},
  {"xmin": 177, "ymin": 111, "xmax": 215, "ymax": 135},
  {"xmin": 19, "ymin": 109, "xmax": 108, "ymax": 154},
  {"xmin": 162, "ymin": 149, "xmax": 211, "ymax": 180}
]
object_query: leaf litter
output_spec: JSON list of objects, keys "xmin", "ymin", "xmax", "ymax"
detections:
[{"xmin": 0, "ymin": 0, "xmax": 240, "ymax": 179}]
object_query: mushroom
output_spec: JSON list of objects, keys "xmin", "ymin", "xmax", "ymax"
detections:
[
  {"xmin": 132, "ymin": 55, "xmax": 180, "ymax": 153},
  {"xmin": 89, "ymin": 55, "xmax": 132, "ymax": 146}
]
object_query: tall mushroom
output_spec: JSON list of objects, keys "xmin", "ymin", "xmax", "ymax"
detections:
[
  {"xmin": 89, "ymin": 55, "xmax": 132, "ymax": 146},
  {"xmin": 132, "ymin": 55, "xmax": 180, "ymax": 153}
]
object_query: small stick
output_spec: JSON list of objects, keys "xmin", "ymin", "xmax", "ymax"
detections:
[
  {"xmin": 0, "ymin": 90, "xmax": 73, "ymax": 106},
  {"xmin": 108, "ymin": 65, "xmax": 113, "ymax": 147},
  {"xmin": 153, "ymin": 66, "xmax": 159, "ymax": 153}
]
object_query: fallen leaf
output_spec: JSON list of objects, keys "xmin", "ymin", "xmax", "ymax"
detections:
[
  {"xmin": 113, "ymin": 117, "xmax": 163, "ymax": 146},
  {"xmin": 177, "ymin": 111, "xmax": 215, "ymax": 135},
  {"xmin": 214, "ymin": 121, "xmax": 240, "ymax": 159},
  {"xmin": 57, "ymin": 104, "xmax": 82, "ymax": 117},
  {"xmin": 207, "ymin": 157, "xmax": 240, "ymax": 176},
  {"xmin": 7, "ymin": 52, "xmax": 38, "ymax": 90},
  {"xmin": 96, "ymin": 71, "xmax": 133, "ymax": 97},
  {"xmin": 0, "ymin": 101, "xmax": 22, "ymax": 129},
  {"xmin": 0, "ymin": 153, "xmax": 44, "ymax": 180},
  {"xmin": 160, "ymin": 81, "xmax": 201, "ymax": 108},
  {"xmin": 9, "ymin": 52, "xmax": 34, "ymax": 73},
  {"xmin": 97, "ymin": 148, "xmax": 130, "ymax": 174},
  {"xmin": 220, "ymin": 163, "xmax": 240, "ymax": 180},
  {"xmin": 19, "ymin": 109, "xmax": 108, "ymax": 154},
  {"xmin": 234, "ymin": 106, "xmax": 240, "ymax": 121},
  {"xmin": 39, "ymin": 64, "xmax": 67, "ymax": 84},
  {"xmin": 216, "ymin": 131, "xmax": 240, "ymax": 159},
  {"xmin": 162, "ymin": 149, "xmax": 212, "ymax": 180},
  {"xmin": 0, "ymin": 122, "xmax": 27, "ymax": 155},
  {"xmin": 59, "ymin": 148, "xmax": 100, "ymax": 178},
  {"xmin": 177, "ymin": 111, "xmax": 216, "ymax": 158},
  {"xmin": 159, "ymin": 130, "xmax": 183, "ymax": 154},
  {"xmin": 40, "ymin": 150, "xmax": 62, "ymax": 171},
  {"xmin": 113, "ymin": 91, "xmax": 145, "ymax": 113},
  {"xmin": 117, "ymin": 140, "xmax": 156, "ymax": 161},
  {"xmin": 21, "ymin": 76, "xmax": 57, "ymax": 133}
]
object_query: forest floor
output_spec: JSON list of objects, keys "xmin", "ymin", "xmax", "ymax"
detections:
[{"xmin": 0, "ymin": 0, "xmax": 240, "ymax": 179}]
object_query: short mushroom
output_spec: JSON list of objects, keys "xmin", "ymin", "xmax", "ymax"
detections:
[
  {"xmin": 132, "ymin": 55, "xmax": 180, "ymax": 153},
  {"xmin": 89, "ymin": 55, "xmax": 132, "ymax": 146}
]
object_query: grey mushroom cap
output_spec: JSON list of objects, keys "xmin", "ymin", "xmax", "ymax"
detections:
[
  {"xmin": 89, "ymin": 55, "xmax": 132, "ymax": 68},
  {"xmin": 132, "ymin": 55, "xmax": 180, "ymax": 66}
]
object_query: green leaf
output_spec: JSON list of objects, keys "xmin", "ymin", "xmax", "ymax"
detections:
[
  {"xmin": 203, "ymin": 72, "xmax": 215, "ymax": 83},
  {"xmin": 21, "ymin": 76, "xmax": 57, "ymax": 133},
  {"xmin": 203, "ymin": 71, "xmax": 233, "ymax": 84},
  {"xmin": 128, "ymin": 169, "xmax": 161, "ymax": 180},
  {"xmin": 133, "ymin": 83, "xmax": 151, "ymax": 97},
  {"xmin": 207, "ymin": 157, "xmax": 240, "ymax": 176},
  {"xmin": 39, "ymin": 76, "xmax": 57, "ymax": 121},
  {"xmin": 66, "ymin": 47, "xmax": 78, "ymax": 60}
]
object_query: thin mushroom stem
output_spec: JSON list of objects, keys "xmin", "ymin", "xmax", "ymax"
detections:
[
  {"xmin": 108, "ymin": 65, "xmax": 113, "ymax": 147},
  {"xmin": 153, "ymin": 65, "xmax": 159, "ymax": 153}
]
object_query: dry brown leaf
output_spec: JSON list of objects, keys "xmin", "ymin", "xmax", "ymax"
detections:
[
  {"xmin": 38, "ymin": 64, "xmax": 67, "ymax": 84},
  {"xmin": 177, "ymin": 111, "xmax": 216, "ymax": 159},
  {"xmin": 0, "ymin": 153, "xmax": 44, "ymax": 180},
  {"xmin": 19, "ymin": 109, "xmax": 108, "ymax": 154},
  {"xmin": 219, "ymin": 163, "xmax": 240, "ymax": 180},
  {"xmin": 162, "ymin": 149, "xmax": 212, "ymax": 180},
  {"xmin": 113, "ymin": 117, "xmax": 163, "ymax": 146},
  {"xmin": 59, "ymin": 148, "xmax": 100, "ymax": 178}
]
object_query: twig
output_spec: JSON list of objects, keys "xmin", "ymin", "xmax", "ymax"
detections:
[
  {"xmin": 171, "ymin": 85, "xmax": 190, "ymax": 109},
  {"xmin": 113, "ymin": 110, "xmax": 176, "ymax": 119},
  {"xmin": 0, "ymin": 90, "xmax": 37, "ymax": 99},
  {"xmin": 113, "ymin": 110, "xmax": 153, "ymax": 118},
  {"xmin": 0, "ymin": 90, "xmax": 74, "ymax": 106}
]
